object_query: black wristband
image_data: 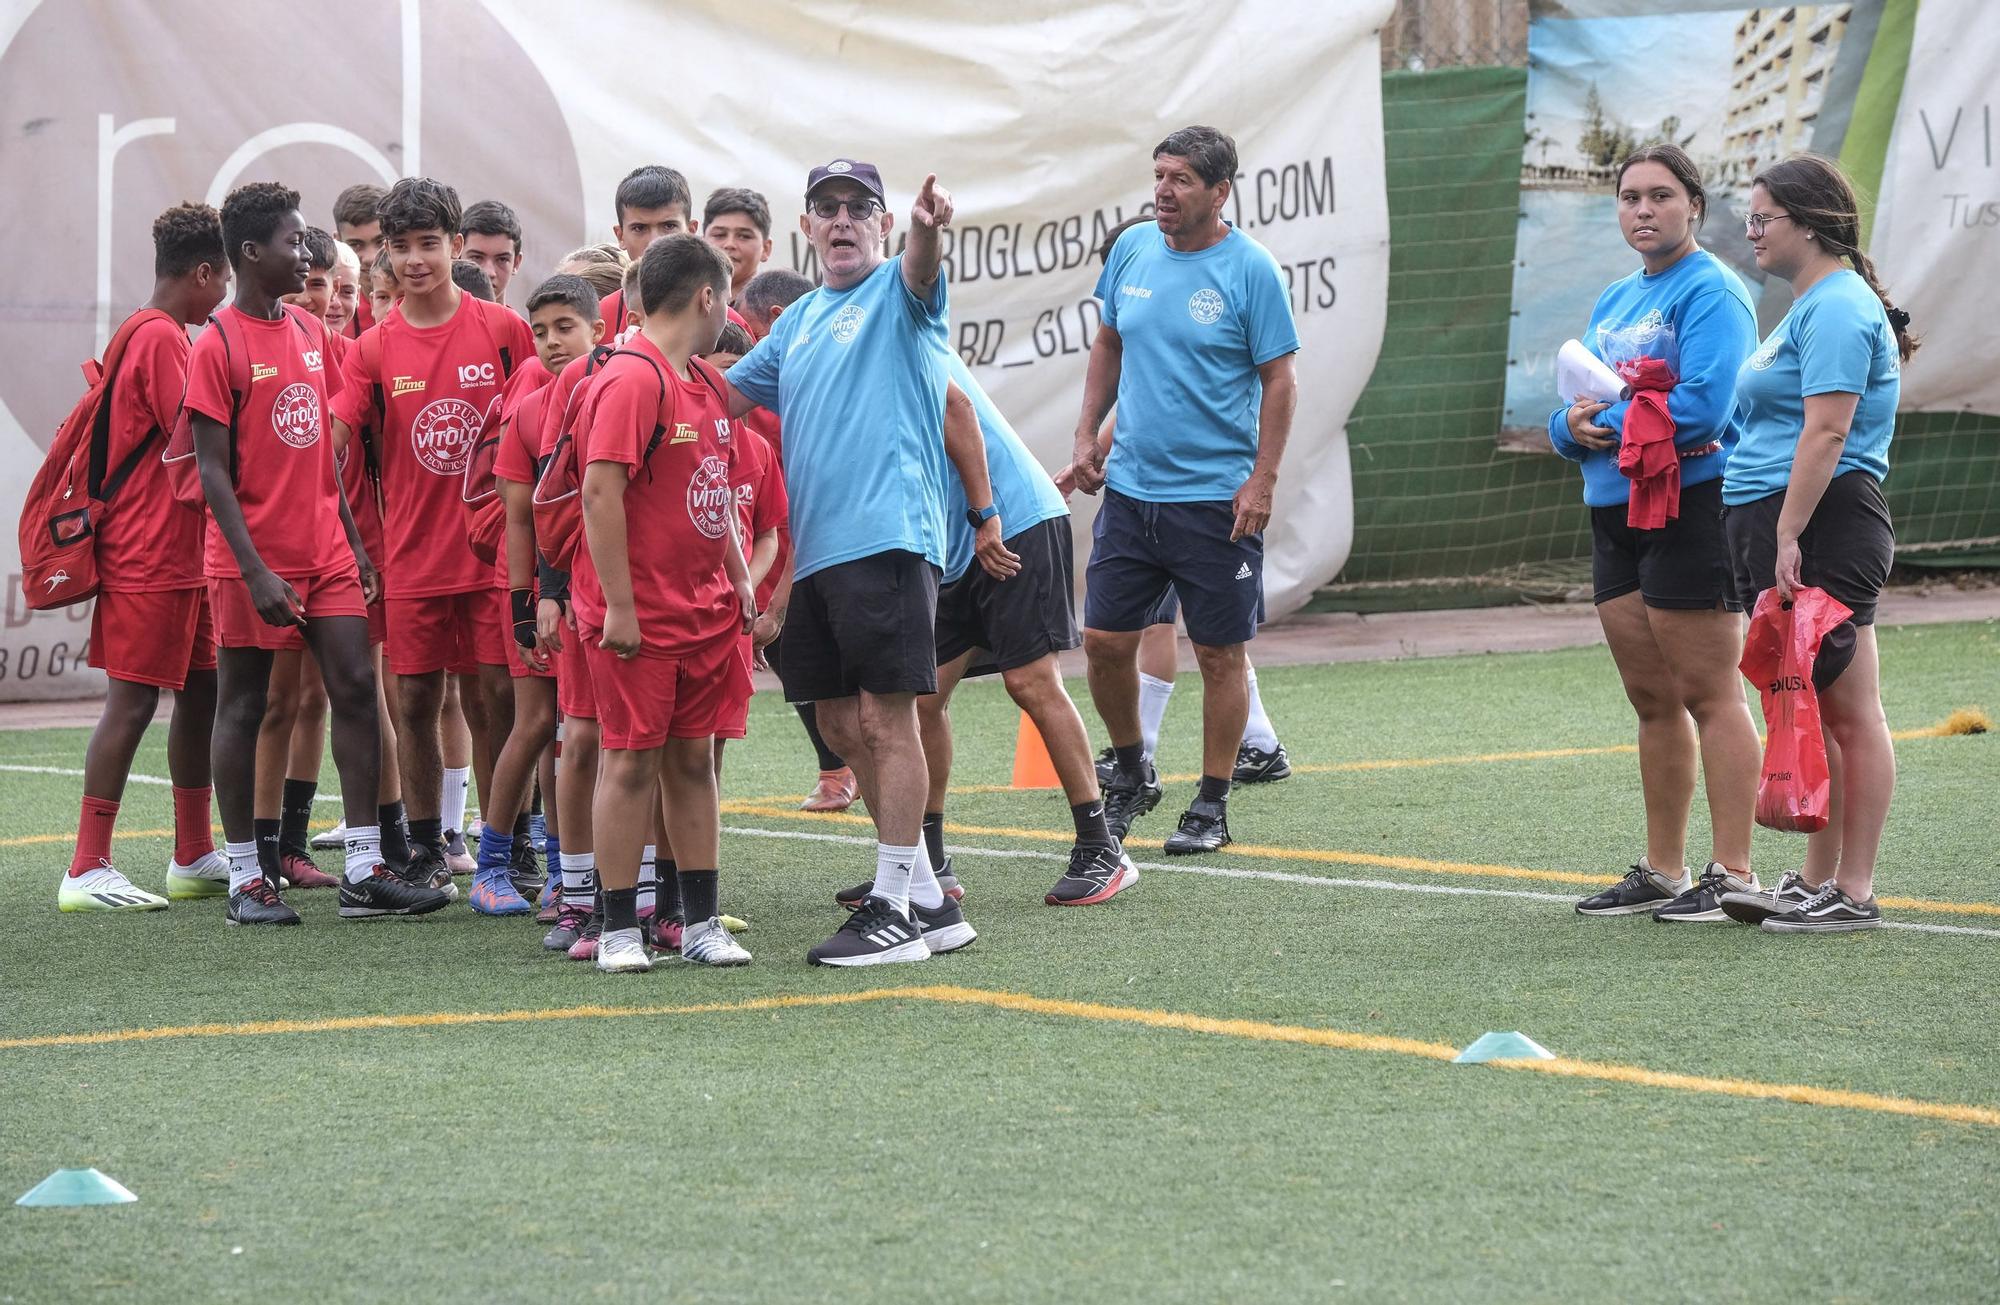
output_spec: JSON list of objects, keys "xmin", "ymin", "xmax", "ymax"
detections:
[
  {"xmin": 537, "ymin": 555, "xmax": 570, "ymax": 605},
  {"xmin": 510, "ymin": 588, "xmax": 536, "ymax": 647}
]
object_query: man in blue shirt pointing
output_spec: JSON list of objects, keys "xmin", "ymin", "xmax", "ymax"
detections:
[{"xmin": 1065, "ymin": 125, "xmax": 1301, "ymax": 856}]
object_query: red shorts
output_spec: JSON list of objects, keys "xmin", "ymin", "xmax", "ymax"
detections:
[
  {"xmin": 556, "ymin": 628, "xmax": 597, "ymax": 721},
  {"xmin": 367, "ymin": 600, "xmax": 387, "ymax": 647},
  {"xmin": 384, "ymin": 589, "xmax": 509, "ymax": 676},
  {"xmin": 90, "ymin": 587, "xmax": 214, "ymax": 688},
  {"xmin": 714, "ymin": 636, "xmax": 756, "ymax": 740},
  {"xmin": 209, "ymin": 569, "xmax": 365, "ymax": 651},
  {"xmin": 579, "ymin": 630, "xmax": 748, "ymax": 750},
  {"xmin": 500, "ymin": 588, "xmax": 555, "ymax": 681}
]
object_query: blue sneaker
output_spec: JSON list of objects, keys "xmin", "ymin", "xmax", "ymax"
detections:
[{"xmin": 469, "ymin": 828, "xmax": 530, "ymax": 916}]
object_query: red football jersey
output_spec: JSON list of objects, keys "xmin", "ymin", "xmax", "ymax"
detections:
[
  {"xmin": 96, "ymin": 311, "xmax": 204, "ymax": 591},
  {"xmin": 729, "ymin": 425, "xmax": 789, "ymax": 611},
  {"xmin": 738, "ymin": 403, "xmax": 783, "ymax": 466},
  {"xmin": 569, "ymin": 337, "xmax": 736, "ymax": 656},
  {"xmin": 493, "ymin": 379, "xmax": 555, "ymax": 589},
  {"xmin": 326, "ymin": 331, "xmax": 384, "ymax": 573},
  {"xmin": 332, "ymin": 292, "xmax": 536, "ymax": 597},
  {"xmin": 181, "ymin": 305, "xmax": 347, "ymax": 580}
]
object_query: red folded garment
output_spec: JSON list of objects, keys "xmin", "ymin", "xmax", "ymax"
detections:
[{"xmin": 1616, "ymin": 356, "xmax": 1679, "ymax": 529}]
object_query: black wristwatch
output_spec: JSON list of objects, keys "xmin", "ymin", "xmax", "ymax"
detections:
[{"xmin": 966, "ymin": 503, "xmax": 998, "ymax": 530}]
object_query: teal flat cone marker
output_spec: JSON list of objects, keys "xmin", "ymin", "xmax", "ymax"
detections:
[
  {"xmin": 16, "ymin": 1168, "xmax": 138, "ymax": 1207},
  {"xmin": 1453, "ymin": 1031, "xmax": 1556, "ymax": 1064}
]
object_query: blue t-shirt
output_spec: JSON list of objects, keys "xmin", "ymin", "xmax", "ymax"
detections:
[
  {"xmin": 938, "ymin": 352, "xmax": 1068, "ymax": 584},
  {"xmin": 1094, "ymin": 222, "xmax": 1299, "ymax": 502},
  {"xmin": 1546, "ymin": 248, "xmax": 1756, "ymax": 508},
  {"xmin": 729, "ymin": 256, "xmax": 951, "ymax": 580},
  {"xmin": 1726, "ymin": 269, "xmax": 1901, "ymax": 505}
]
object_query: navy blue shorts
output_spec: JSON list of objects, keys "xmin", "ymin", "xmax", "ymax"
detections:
[{"xmin": 1084, "ymin": 489, "xmax": 1262, "ymax": 647}]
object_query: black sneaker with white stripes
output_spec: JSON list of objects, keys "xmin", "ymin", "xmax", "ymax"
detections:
[
  {"xmin": 1719, "ymin": 869, "xmax": 1819, "ymax": 925},
  {"xmin": 1653, "ymin": 863, "xmax": 1757, "ymax": 923},
  {"xmin": 339, "ymin": 866, "xmax": 452, "ymax": 919},
  {"xmin": 910, "ymin": 895, "xmax": 976, "ymax": 955},
  {"xmin": 1761, "ymin": 884, "xmax": 1883, "ymax": 934},
  {"xmin": 1574, "ymin": 862, "xmax": 1684, "ymax": 916},
  {"xmin": 1232, "ymin": 742, "xmax": 1292, "ymax": 784},
  {"xmin": 807, "ymin": 897, "xmax": 929, "ymax": 967}
]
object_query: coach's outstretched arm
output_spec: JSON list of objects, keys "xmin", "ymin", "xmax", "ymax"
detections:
[
  {"xmin": 1232, "ymin": 353, "xmax": 1298, "ymax": 542},
  {"xmin": 1065, "ymin": 324, "xmax": 1123, "ymax": 494},
  {"xmin": 903, "ymin": 173, "xmax": 953, "ymax": 298}
]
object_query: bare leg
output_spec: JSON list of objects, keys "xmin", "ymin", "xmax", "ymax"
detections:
[
  {"xmin": 1596, "ymin": 592, "xmax": 1696, "ymax": 875},
  {"xmin": 1084, "ymin": 627, "xmax": 1144, "ymax": 750},
  {"xmin": 1002, "ymin": 654, "xmax": 1101, "ymax": 805},
  {"xmin": 1818, "ymin": 627, "xmax": 1894, "ymax": 900},
  {"xmin": 1190, "ymin": 641, "xmax": 1249, "ymax": 784},
  {"xmin": 395, "ymin": 669, "xmax": 446, "ymax": 824},
  {"xmin": 1646, "ymin": 605, "xmax": 1761, "ymax": 873}
]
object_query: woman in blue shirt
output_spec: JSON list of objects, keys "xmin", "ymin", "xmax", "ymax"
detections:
[
  {"xmin": 1721, "ymin": 153, "xmax": 1917, "ymax": 935},
  {"xmin": 1556, "ymin": 146, "xmax": 1767, "ymax": 924}
]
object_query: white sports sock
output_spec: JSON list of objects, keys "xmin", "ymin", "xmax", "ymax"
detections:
[
  {"xmin": 870, "ymin": 842, "xmax": 917, "ymax": 919},
  {"xmin": 441, "ymin": 767, "xmax": 470, "ymax": 836},
  {"xmin": 1138, "ymin": 673, "xmax": 1174, "ymax": 762},
  {"xmin": 559, "ymin": 851, "xmax": 596, "ymax": 902},
  {"xmin": 909, "ymin": 841, "xmax": 945, "ymax": 911},
  {"xmin": 1242, "ymin": 666, "xmax": 1280, "ymax": 751},
  {"xmin": 638, "ymin": 844, "xmax": 657, "ymax": 914},
  {"xmin": 225, "ymin": 840, "xmax": 261, "ymax": 894},
  {"xmin": 342, "ymin": 825, "xmax": 383, "ymax": 885}
]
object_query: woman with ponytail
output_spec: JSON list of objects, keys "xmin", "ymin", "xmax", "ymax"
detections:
[{"xmin": 1722, "ymin": 152, "xmax": 1915, "ymax": 934}]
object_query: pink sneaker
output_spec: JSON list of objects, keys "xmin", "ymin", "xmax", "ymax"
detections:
[{"xmin": 279, "ymin": 851, "xmax": 341, "ymax": 891}]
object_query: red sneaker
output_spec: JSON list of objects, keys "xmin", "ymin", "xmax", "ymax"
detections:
[
  {"xmin": 279, "ymin": 851, "xmax": 341, "ymax": 891},
  {"xmin": 800, "ymin": 767, "xmax": 857, "ymax": 813}
]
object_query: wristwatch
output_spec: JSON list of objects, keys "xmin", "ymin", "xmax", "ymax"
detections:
[{"xmin": 966, "ymin": 503, "xmax": 998, "ymax": 529}]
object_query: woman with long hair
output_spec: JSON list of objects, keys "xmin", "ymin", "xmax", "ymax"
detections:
[{"xmin": 1555, "ymin": 145, "xmax": 1766, "ymax": 922}]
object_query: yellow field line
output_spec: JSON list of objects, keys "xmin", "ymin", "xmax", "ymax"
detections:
[
  {"xmin": 7, "ymin": 982, "xmax": 1995, "ymax": 1128},
  {"xmin": 718, "ymin": 801, "xmax": 2000, "ymax": 917}
]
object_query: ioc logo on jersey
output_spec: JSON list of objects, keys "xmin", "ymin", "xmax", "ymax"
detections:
[
  {"xmin": 457, "ymin": 362, "xmax": 497, "ymax": 388},
  {"xmin": 1188, "ymin": 288, "xmax": 1225, "ymax": 325},
  {"xmin": 272, "ymin": 382, "xmax": 321, "ymax": 449},
  {"xmin": 831, "ymin": 304, "xmax": 868, "ymax": 344},
  {"xmin": 686, "ymin": 456, "xmax": 733, "ymax": 540},
  {"xmin": 410, "ymin": 397, "xmax": 483, "ymax": 475}
]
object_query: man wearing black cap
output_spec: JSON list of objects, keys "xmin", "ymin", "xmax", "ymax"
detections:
[{"xmin": 726, "ymin": 159, "xmax": 1007, "ymax": 966}]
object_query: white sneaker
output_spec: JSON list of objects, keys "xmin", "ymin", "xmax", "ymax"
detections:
[
  {"xmin": 164, "ymin": 849, "xmax": 232, "ymax": 899},
  {"xmin": 680, "ymin": 916, "xmax": 752, "ymax": 966},
  {"xmin": 58, "ymin": 863, "xmax": 169, "ymax": 912},
  {"xmin": 595, "ymin": 926, "xmax": 653, "ymax": 974},
  {"xmin": 310, "ymin": 820, "xmax": 349, "ymax": 850}
]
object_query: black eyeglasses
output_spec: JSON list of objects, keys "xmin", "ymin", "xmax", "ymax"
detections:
[
  {"xmin": 808, "ymin": 195, "xmax": 883, "ymax": 221},
  {"xmin": 1743, "ymin": 211, "xmax": 1794, "ymax": 237}
]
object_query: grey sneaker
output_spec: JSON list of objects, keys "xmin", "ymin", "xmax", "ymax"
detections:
[
  {"xmin": 1719, "ymin": 869, "xmax": 1819, "ymax": 925},
  {"xmin": 1654, "ymin": 863, "xmax": 1758, "ymax": 923},
  {"xmin": 1762, "ymin": 884, "xmax": 1883, "ymax": 934},
  {"xmin": 1575, "ymin": 860, "xmax": 1688, "ymax": 916}
]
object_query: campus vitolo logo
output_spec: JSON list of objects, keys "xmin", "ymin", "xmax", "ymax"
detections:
[
  {"xmin": 1750, "ymin": 335, "xmax": 1782, "ymax": 371},
  {"xmin": 830, "ymin": 304, "xmax": 868, "ymax": 343},
  {"xmin": 271, "ymin": 382, "xmax": 322, "ymax": 449},
  {"xmin": 0, "ymin": 0, "xmax": 585, "ymax": 452},
  {"xmin": 686, "ymin": 456, "xmax": 732, "ymax": 540},
  {"xmin": 1188, "ymin": 288, "xmax": 1225, "ymax": 325},
  {"xmin": 410, "ymin": 397, "xmax": 483, "ymax": 475}
]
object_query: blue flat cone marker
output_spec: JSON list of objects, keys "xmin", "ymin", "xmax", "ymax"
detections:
[
  {"xmin": 1454, "ymin": 1031, "xmax": 1556, "ymax": 1064},
  {"xmin": 16, "ymin": 1168, "xmax": 137, "ymax": 1207}
]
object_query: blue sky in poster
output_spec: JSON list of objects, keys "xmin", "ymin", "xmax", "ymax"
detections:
[{"xmin": 1525, "ymin": 13, "xmax": 1743, "ymax": 170}]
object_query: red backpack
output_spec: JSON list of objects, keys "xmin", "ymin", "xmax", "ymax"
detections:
[
  {"xmin": 460, "ymin": 393, "xmax": 509, "ymax": 566},
  {"xmin": 161, "ymin": 306, "xmax": 318, "ymax": 507},
  {"xmin": 530, "ymin": 344, "xmax": 630, "ymax": 571},
  {"xmin": 18, "ymin": 309, "xmax": 178, "ymax": 610}
]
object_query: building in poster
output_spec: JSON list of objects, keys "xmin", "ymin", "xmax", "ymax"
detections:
[{"xmin": 1718, "ymin": 5, "xmax": 1853, "ymax": 184}]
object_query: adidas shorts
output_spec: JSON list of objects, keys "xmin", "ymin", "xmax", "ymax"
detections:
[{"xmin": 1083, "ymin": 489, "xmax": 1263, "ymax": 648}]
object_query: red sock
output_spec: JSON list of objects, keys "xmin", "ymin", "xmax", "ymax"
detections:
[
  {"xmin": 70, "ymin": 795, "xmax": 119, "ymax": 876},
  {"xmin": 172, "ymin": 785, "xmax": 215, "ymax": 865}
]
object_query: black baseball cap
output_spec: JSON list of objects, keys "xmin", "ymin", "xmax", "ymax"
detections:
[{"xmin": 805, "ymin": 159, "xmax": 886, "ymax": 205}]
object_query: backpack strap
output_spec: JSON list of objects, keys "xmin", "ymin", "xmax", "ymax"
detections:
[
  {"xmin": 474, "ymin": 298, "xmax": 516, "ymax": 379},
  {"xmin": 87, "ymin": 308, "xmax": 177, "ymax": 503},
  {"xmin": 203, "ymin": 312, "xmax": 249, "ymax": 487},
  {"xmin": 604, "ymin": 348, "xmax": 673, "ymax": 473},
  {"xmin": 358, "ymin": 321, "xmax": 386, "ymax": 480}
]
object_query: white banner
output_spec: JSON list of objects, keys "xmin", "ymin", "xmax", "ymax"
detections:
[
  {"xmin": 1868, "ymin": 0, "xmax": 2000, "ymax": 414},
  {"xmin": 0, "ymin": 0, "xmax": 1390, "ymax": 701}
]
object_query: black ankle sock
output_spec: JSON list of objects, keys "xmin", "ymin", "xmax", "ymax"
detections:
[
  {"xmin": 797, "ymin": 702, "xmax": 844, "ymax": 771},
  {"xmin": 512, "ymin": 810, "xmax": 531, "ymax": 840},
  {"xmin": 1112, "ymin": 742, "xmax": 1146, "ymax": 780},
  {"xmin": 654, "ymin": 857, "xmax": 682, "ymax": 917},
  {"xmin": 922, "ymin": 812, "xmax": 946, "ymax": 871},
  {"xmin": 408, "ymin": 817, "xmax": 443, "ymax": 853},
  {"xmin": 279, "ymin": 779, "xmax": 316, "ymax": 857},
  {"xmin": 379, "ymin": 803, "xmax": 412, "ymax": 867},
  {"xmin": 1072, "ymin": 799, "xmax": 1112, "ymax": 846},
  {"xmin": 680, "ymin": 869, "xmax": 718, "ymax": 922},
  {"xmin": 604, "ymin": 886, "xmax": 639, "ymax": 933},
  {"xmin": 253, "ymin": 819, "xmax": 282, "ymax": 879},
  {"xmin": 1198, "ymin": 774, "xmax": 1231, "ymax": 805}
]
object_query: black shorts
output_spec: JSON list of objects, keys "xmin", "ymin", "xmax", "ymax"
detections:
[
  {"xmin": 779, "ymin": 550, "xmax": 940, "ymax": 703},
  {"xmin": 935, "ymin": 516, "xmax": 1080, "ymax": 676},
  {"xmin": 1083, "ymin": 489, "xmax": 1262, "ymax": 647},
  {"xmin": 1725, "ymin": 470, "xmax": 1894, "ymax": 627},
  {"xmin": 1590, "ymin": 477, "xmax": 1737, "ymax": 610}
]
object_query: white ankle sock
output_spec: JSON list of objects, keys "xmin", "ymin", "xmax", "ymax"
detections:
[
  {"xmin": 441, "ymin": 767, "xmax": 470, "ymax": 836},
  {"xmin": 225, "ymin": 840, "xmax": 261, "ymax": 894},
  {"xmin": 909, "ymin": 842, "xmax": 945, "ymax": 910},
  {"xmin": 1138, "ymin": 673, "xmax": 1174, "ymax": 761},
  {"xmin": 870, "ymin": 842, "xmax": 917, "ymax": 918},
  {"xmin": 1242, "ymin": 666, "xmax": 1279, "ymax": 751},
  {"xmin": 342, "ymin": 825, "xmax": 382, "ymax": 884}
]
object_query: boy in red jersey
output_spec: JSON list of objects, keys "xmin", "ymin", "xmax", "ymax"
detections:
[
  {"xmin": 331, "ymin": 177, "xmax": 536, "ymax": 894},
  {"xmin": 57, "ymin": 204, "xmax": 231, "ymax": 914},
  {"xmin": 180, "ymin": 182, "xmax": 449, "ymax": 926},
  {"xmin": 459, "ymin": 200, "xmax": 523, "ymax": 307},
  {"xmin": 708, "ymin": 320, "xmax": 787, "ymax": 765},
  {"xmin": 333, "ymin": 183, "xmax": 386, "ymax": 337},
  {"xmin": 702, "ymin": 188, "xmax": 772, "ymax": 309},
  {"xmin": 600, "ymin": 166, "xmax": 695, "ymax": 333},
  {"xmin": 575, "ymin": 234, "xmax": 754, "ymax": 973}
]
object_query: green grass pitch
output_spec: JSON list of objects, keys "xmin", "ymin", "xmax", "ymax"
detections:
[{"xmin": 2, "ymin": 620, "xmax": 1996, "ymax": 1302}]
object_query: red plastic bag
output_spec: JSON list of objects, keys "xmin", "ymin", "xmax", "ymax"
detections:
[{"xmin": 1739, "ymin": 586, "xmax": 1853, "ymax": 832}]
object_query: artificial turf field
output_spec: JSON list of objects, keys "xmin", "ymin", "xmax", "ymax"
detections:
[{"xmin": 2, "ymin": 619, "xmax": 1996, "ymax": 1303}]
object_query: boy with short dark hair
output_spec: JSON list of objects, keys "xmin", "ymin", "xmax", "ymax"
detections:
[
  {"xmin": 602, "ymin": 166, "xmax": 695, "ymax": 330},
  {"xmin": 452, "ymin": 258, "xmax": 495, "ymax": 302},
  {"xmin": 459, "ymin": 199, "xmax": 523, "ymax": 305},
  {"xmin": 574, "ymin": 234, "xmax": 754, "ymax": 972},
  {"xmin": 333, "ymin": 183, "xmax": 387, "ymax": 335},
  {"xmin": 58, "ymin": 203, "xmax": 231, "ymax": 913},
  {"xmin": 180, "ymin": 182, "xmax": 448, "ymax": 925},
  {"xmin": 702, "ymin": 187, "xmax": 772, "ymax": 308}
]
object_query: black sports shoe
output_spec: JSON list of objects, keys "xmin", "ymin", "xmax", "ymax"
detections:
[
  {"xmin": 1163, "ymin": 797, "xmax": 1231, "ymax": 855},
  {"xmin": 1719, "ymin": 869, "xmax": 1820, "ymax": 925},
  {"xmin": 227, "ymin": 877, "xmax": 300, "ymax": 926},
  {"xmin": 1574, "ymin": 862, "xmax": 1685, "ymax": 916},
  {"xmin": 1653, "ymin": 863, "xmax": 1758, "ymax": 923},
  {"xmin": 1762, "ymin": 884, "xmax": 1883, "ymax": 934},
  {"xmin": 402, "ymin": 842, "xmax": 457, "ymax": 896},
  {"xmin": 508, "ymin": 837, "xmax": 541, "ymax": 903},
  {"xmin": 1093, "ymin": 746, "xmax": 1118, "ymax": 790},
  {"xmin": 339, "ymin": 866, "xmax": 452, "ymax": 919},
  {"xmin": 1045, "ymin": 840, "xmax": 1139, "ymax": 906},
  {"xmin": 910, "ymin": 895, "xmax": 976, "ymax": 954},
  {"xmin": 807, "ymin": 897, "xmax": 929, "ymax": 967},
  {"xmin": 1102, "ymin": 763, "xmax": 1163, "ymax": 840},
  {"xmin": 1232, "ymin": 742, "xmax": 1292, "ymax": 784}
]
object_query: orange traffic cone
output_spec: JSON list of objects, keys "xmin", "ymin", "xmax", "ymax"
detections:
[{"xmin": 1010, "ymin": 711, "xmax": 1062, "ymax": 790}]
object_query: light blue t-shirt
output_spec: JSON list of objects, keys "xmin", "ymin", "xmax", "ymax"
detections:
[
  {"xmin": 1726, "ymin": 269, "xmax": 1901, "ymax": 506},
  {"xmin": 938, "ymin": 352, "xmax": 1068, "ymax": 584},
  {"xmin": 729, "ymin": 255, "xmax": 950, "ymax": 580},
  {"xmin": 1546, "ymin": 248, "xmax": 1756, "ymax": 508},
  {"xmin": 1095, "ymin": 222, "xmax": 1300, "ymax": 502}
]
